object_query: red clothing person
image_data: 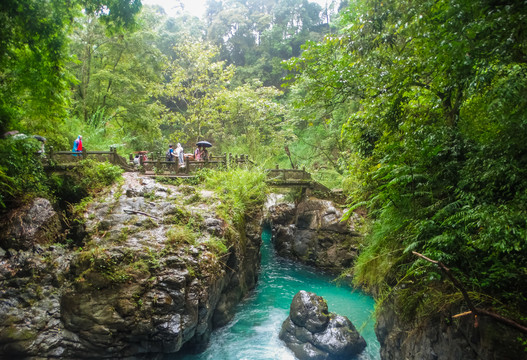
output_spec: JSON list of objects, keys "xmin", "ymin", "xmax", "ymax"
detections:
[{"xmin": 72, "ymin": 135, "xmax": 83, "ymax": 155}]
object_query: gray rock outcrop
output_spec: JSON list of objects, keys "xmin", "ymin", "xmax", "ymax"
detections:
[
  {"xmin": 268, "ymin": 198, "xmax": 364, "ymax": 272},
  {"xmin": 0, "ymin": 173, "xmax": 262, "ymax": 358},
  {"xmin": 376, "ymin": 297, "xmax": 527, "ymax": 360},
  {"xmin": 279, "ymin": 290, "xmax": 366, "ymax": 360},
  {"xmin": 0, "ymin": 197, "xmax": 62, "ymax": 250}
]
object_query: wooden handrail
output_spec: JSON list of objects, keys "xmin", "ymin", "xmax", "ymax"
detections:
[{"xmin": 47, "ymin": 147, "xmax": 251, "ymax": 175}]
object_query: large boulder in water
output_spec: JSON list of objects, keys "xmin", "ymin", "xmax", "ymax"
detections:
[{"xmin": 279, "ymin": 290, "xmax": 366, "ymax": 360}]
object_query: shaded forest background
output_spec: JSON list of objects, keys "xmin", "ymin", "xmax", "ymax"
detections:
[{"xmin": 1, "ymin": 0, "xmax": 526, "ymax": 345}]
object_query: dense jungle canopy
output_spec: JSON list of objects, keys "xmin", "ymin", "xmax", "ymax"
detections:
[{"xmin": 1, "ymin": 0, "xmax": 526, "ymax": 345}]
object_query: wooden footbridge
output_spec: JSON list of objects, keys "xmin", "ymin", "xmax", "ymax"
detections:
[
  {"xmin": 45, "ymin": 147, "xmax": 252, "ymax": 175},
  {"xmin": 44, "ymin": 147, "xmax": 338, "ymax": 198},
  {"xmin": 265, "ymin": 166, "xmax": 331, "ymax": 192}
]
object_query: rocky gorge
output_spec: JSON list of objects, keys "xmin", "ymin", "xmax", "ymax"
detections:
[
  {"xmin": 0, "ymin": 173, "xmax": 263, "ymax": 358},
  {"xmin": 1, "ymin": 170, "xmax": 520, "ymax": 360}
]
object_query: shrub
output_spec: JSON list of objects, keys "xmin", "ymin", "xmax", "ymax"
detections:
[
  {"xmin": 204, "ymin": 168, "xmax": 267, "ymax": 225},
  {"xmin": 74, "ymin": 158, "xmax": 123, "ymax": 193},
  {"xmin": 0, "ymin": 136, "xmax": 49, "ymax": 208}
]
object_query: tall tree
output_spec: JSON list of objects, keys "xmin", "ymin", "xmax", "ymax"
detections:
[
  {"xmin": 205, "ymin": 0, "xmax": 329, "ymax": 87},
  {"xmin": 162, "ymin": 40, "xmax": 235, "ymax": 144},
  {"xmin": 0, "ymin": 0, "xmax": 141, "ymax": 136},
  {"xmin": 68, "ymin": 8, "xmax": 166, "ymax": 149}
]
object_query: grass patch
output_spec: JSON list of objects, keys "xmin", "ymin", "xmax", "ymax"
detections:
[
  {"xmin": 203, "ymin": 168, "xmax": 267, "ymax": 225},
  {"xmin": 166, "ymin": 225, "xmax": 198, "ymax": 247}
]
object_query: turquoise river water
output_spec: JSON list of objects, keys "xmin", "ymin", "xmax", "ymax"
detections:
[{"xmin": 180, "ymin": 226, "xmax": 381, "ymax": 360}]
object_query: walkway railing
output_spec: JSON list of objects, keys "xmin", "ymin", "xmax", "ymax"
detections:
[
  {"xmin": 138, "ymin": 153, "xmax": 252, "ymax": 176},
  {"xmin": 265, "ymin": 166, "xmax": 312, "ymax": 184},
  {"xmin": 46, "ymin": 146, "xmax": 134, "ymax": 170},
  {"xmin": 265, "ymin": 166, "xmax": 337, "ymax": 200},
  {"xmin": 45, "ymin": 147, "xmax": 252, "ymax": 176}
]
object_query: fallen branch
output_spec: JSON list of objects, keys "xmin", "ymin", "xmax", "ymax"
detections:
[
  {"xmin": 412, "ymin": 251, "xmax": 527, "ymax": 334},
  {"xmin": 123, "ymin": 209, "xmax": 160, "ymax": 221}
]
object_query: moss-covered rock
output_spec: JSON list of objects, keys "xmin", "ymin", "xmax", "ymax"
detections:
[{"xmin": 0, "ymin": 172, "xmax": 264, "ymax": 358}]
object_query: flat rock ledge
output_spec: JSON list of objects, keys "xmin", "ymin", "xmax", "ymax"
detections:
[{"xmin": 279, "ymin": 290, "xmax": 366, "ymax": 360}]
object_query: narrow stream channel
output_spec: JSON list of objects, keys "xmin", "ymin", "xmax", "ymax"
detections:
[{"xmin": 181, "ymin": 226, "xmax": 381, "ymax": 360}]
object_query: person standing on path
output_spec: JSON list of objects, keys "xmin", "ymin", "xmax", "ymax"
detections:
[
  {"xmin": 72, "ymin": 135, "xmax": 82, "ymax": 156},
  {"xmin": 166, "ymin": 144, "xmax": 174, "ymax": 161},
  {"xmin": 176, "ymin": 143, "xmax": 184, "ymax": 165}
]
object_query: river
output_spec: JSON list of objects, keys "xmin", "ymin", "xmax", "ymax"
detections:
[{"xmin": 180, "ymin": 226, "xmax": 380, "ymax": 360}]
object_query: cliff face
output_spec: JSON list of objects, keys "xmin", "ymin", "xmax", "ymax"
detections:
[
  {"xmin": 0, "ymin": 173, "xmax": 262, "ymax": 358},
  {"xmin": 267, "ymin": 197, "xmax": 364, "ymax": 273},
  {"xmin": 376, "ymin": 298, "xmax": 527, "ymax": 360}
]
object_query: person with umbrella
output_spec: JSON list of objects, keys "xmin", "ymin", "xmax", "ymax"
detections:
[{"xmin": 196, "ymin": 141, "xmax": 211, "ymax": 161}]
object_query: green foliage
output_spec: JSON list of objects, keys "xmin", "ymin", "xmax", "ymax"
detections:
[
  {"xmin": 204, "ymin": 236, "xmax": 229, "ymax": 255},
  {"xmin": 204, "ymin": 168, "xmax": 267, "ymax": 225},
  {"xmin": 67, "ymin": 9, "xmax": 165, "ymax": 152},
  {"xmin": 0, "ymin": 136, "xmax": 49, "ymax": 207},
  {"xmin": 55, "ymin": 158, "xmax": 123, "ymax": 203},
  {"xmin": 212, "ymin": 80, "xmax": 286, "ymax": 162},
  {"xmin": 75, "ymin": 158, "xmax": 123, "ymax": 192},
  {"xmin": 0, "ymin": 0, "xmax": 141, "ymax": 135},
  {"xmin": 205, "ymin": 0, "xmax": 331, "ymax": 87},
  {"xmin": 288, "ymin": 0, "xmax": 527, "ymax": 327},
  {"xmin": 166, "ymin": 225, "xmax": 197, "ymax": 246}
]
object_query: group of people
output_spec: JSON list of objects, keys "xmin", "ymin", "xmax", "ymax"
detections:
[
  {"xmin": 166, "ymin": 143, "xmax": 185, "ymax": 164},
  {"xmin": 70, "ymin": 136, "xmax": 212, "ymax": 165},
  {"xmin": 166, "ymin": 143, "xmax": 209, "ymax": 163}
]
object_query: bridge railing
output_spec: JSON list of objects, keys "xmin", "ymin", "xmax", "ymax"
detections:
[
  {"xmin": 46, "ymin": 146, "xmax": 252, "ymax": 175},
  {"xmin": 47, "ymin": 146, "xmax": 123, "ymax": 165},
  {"xmin": 137, "ymin": 153, "xmax": 252, "ymax": 175},
  {"xmin": 265, "ymin": 166, "xmax": 312, "ymax": 182}
]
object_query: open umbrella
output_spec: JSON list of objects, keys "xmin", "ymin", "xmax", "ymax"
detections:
[
  {"xmin": 32, "ymin": 135, "xmax": 47, "ymax": 143},
  {"xmin": 196, "ymin": 141, "xmax": 212, "ymax": 148}
]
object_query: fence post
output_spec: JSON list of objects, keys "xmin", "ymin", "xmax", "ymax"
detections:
[
  {"xmin": 223, "ymin": 152, "xmax": 227, "ymax": 167},
  {"xmin": 139, "ymin": 155, "xmax": 145, "ymax": 174},
  {"xmin": 82, "ymin": 148, "xmax": 87, "ymax": 160},
  {"xmin": 111, "ymin": 146, "xmax": 117, "ymax": 165},
  {"xmin": 185, "ymin": 156, "xmax": 190, "ymax": 174},
  {"xmin": 49, "ymin": 146, "xmax": 54, "ymax": 162}
]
